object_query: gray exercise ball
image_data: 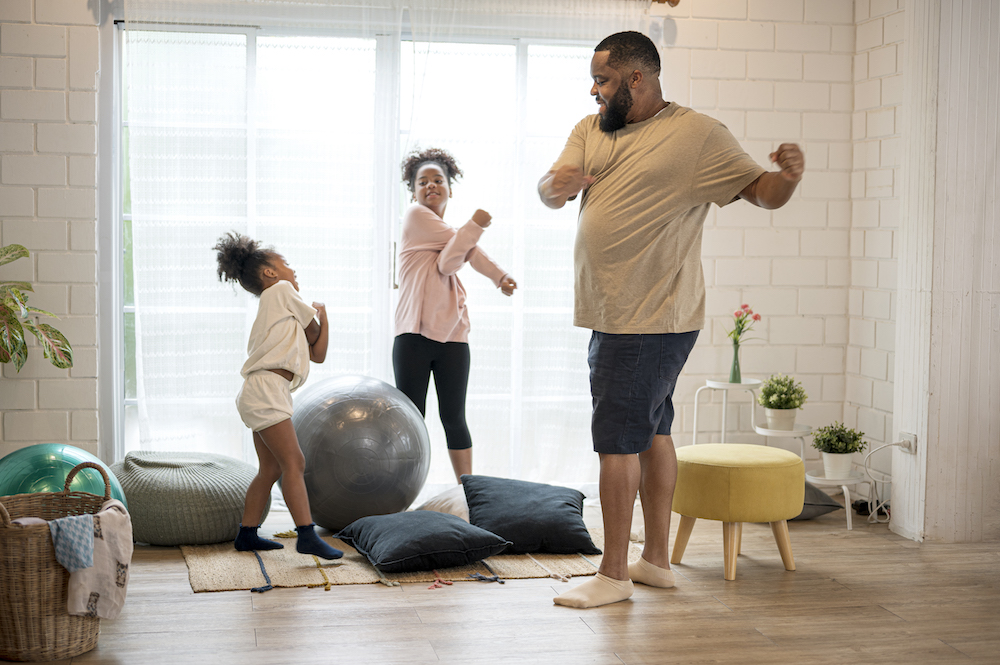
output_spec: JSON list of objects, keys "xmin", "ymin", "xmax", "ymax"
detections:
[{"xmin": 286, "ymin": 375, "xmax": 431, "ymax": 531}]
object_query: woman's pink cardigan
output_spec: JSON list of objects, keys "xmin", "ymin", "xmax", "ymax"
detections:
[{"xmin": 394, "ymin": 203, "xmax": 508, "ymax": 343}]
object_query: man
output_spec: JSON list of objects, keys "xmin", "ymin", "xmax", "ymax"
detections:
[{"xmin": 538, "ymin": 31, "xmax": 803, "ymax": 609}]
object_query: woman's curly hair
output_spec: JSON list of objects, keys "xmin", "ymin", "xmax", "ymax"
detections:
[
  {"xmin": 401, "ymin": 147, "xmax": 463, "ymax": 193},
  {"xmin": 213, "ymin": 231, "xmax": 275, "ymax": 297}
]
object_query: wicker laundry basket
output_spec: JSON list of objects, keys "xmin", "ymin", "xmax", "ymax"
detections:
[{"xmin": 0, "ymin": 462, "xmax": 111, "ymax": 662}]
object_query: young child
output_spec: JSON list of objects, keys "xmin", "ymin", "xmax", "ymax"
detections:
[
  {"xmin": 394, "ymin": 147, "xmax": 517, "ymax": 483},
  {"xmin": 214, "ymin": 231, "xmax": 342, "ymax": 559}
]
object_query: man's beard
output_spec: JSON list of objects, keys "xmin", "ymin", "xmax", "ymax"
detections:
[{"xmin": 599, "ymin": 84, "xmax": 632, "ymax": 133}]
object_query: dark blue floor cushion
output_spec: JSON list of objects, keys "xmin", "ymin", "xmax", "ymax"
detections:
[
  {"xmin": 461, "ymin": 474, "xmax": 602, "ymax": 555},
  {"xmin": 336, "ymin": 510, "xmax": 510, "ymax": 573},
  {"xmin": 792, "ymin": 480, "xmax": 845, "ymax": 520}
]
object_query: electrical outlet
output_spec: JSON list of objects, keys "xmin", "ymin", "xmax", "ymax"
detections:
[{"xmin": 899, "ymin": 432, "xmax": 917, "ymax": 455}]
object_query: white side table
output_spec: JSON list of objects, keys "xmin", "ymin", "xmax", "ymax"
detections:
[
  {"xmin": 805, "ymin": 470, "xmax": 869, "ymax": 531},
  {"xmin": 753, "ymin": 423, "xmax": 814, "ymax": 460},
  {"xmin": 692, "ymin": 378, "xmax": 761, "ymax": 444}
]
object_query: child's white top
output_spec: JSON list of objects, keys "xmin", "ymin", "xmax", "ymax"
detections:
[{"xmin": 241, "ymin": 280, "xmax": 317, "ymax": 391}]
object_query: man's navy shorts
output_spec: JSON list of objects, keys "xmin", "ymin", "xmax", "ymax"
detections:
[{"xmin": 588, "ymin": 330, "xmax": 699, "ymax": 455}]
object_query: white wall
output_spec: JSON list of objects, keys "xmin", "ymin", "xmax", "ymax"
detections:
[
  {"xmin": 893, "ymin": 0, "xmax": 1000, "ymax": 543},
  {"xmin": 920, "ymin": 0, "xmax": 1000, "ymax": 542},
  {"xmin": 845, "ymin": 0, "xmax": 903, "ymax": 490},
  {"xmin": 0, "ymin": 0, "xmax": 101, "ymax": 459},
  {"xmin": 651, "ymin": 0, "xmax": 855, "ymax": 467}
]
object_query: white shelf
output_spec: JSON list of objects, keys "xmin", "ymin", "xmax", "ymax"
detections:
[
  {"xmin": 753, "ymin": 423, "xmax": 813, "ymax": 460},
  {"xmin": 806, "ymin": 469, "xmax": 866, "ymax": 485},
  {"xmin": 754, "ymin": 423, "xmax": 813, "ymax": 438},
  {"xmin": 705, "ymin": 378, "xmax": 762, "ymax": 390},
  {"xmin": 692, "ymin": 379, "xmax": 761, "ymax": 444},
  {"xmin": 804, "ymin": 470, "xmax": 869, "ymax": 531}
]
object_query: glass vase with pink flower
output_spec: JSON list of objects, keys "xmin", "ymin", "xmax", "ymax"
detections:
[{"xmin": 725, "ymin": 304, "xmax": 761, "ymax": 384}]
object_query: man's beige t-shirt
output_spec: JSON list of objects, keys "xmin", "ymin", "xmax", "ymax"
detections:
[{"xmin": 552, "ymin": 104, "xmax": 765, "ymax": 334}]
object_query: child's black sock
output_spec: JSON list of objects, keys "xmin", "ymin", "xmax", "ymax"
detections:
[
  {"xmin": 295, "ymin": 523, "xmax": 343, "ymax": 560},
  {"xmin": 234, "ymin": 524, "xmax": 284, "ymax": 552}
]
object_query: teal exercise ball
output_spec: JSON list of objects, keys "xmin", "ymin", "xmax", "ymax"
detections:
[{"xmin": 0, "ymin": 443, "xmax": 127, "ymax": 506}]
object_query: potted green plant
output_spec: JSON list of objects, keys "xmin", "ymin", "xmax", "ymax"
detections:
[
  {"xmin": 1, "ymin": 244, "xmax": 73, "ymax": 372},
  {"xmin": 811, "ymin": 422, "xmax": 866, "ymax": 479},
  {"xmin": 757, "ymin": 373, "xmax": 807, "ymax": 430}
]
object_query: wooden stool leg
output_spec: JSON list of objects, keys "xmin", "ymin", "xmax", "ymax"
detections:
[
  {"xmin": 770, "ymin": 520, "xmax": 796, "ymax": 571},
  {"xmin": 722, "ymin": 522, "xmax": 740, "ymax": 581},
  {"xmin": 671, "ymin": 515, "xmax": 696, "ymax": 565},
  {"xmin": 736, "ymin": 522, "xmax": 743, "ymax": 555}
]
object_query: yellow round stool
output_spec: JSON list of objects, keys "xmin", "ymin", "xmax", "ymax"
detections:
[{"xmin": 671, "ymin": 443, "xmax": 804, "ymax": 581}]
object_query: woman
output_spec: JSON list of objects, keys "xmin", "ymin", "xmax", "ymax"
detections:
[{"xmin": 393, "ymin": 147, "xmax": 517, "ymax": 483}]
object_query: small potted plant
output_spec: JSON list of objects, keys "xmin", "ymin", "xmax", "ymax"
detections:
[
  {"xmin": 812, "ymin": 422, "xmax": 866, "ymax": 479},
  {"xmin": 757, "ymin": 373, "xmax": 807, "ymax": 430},
  {"xmin": 1, "ymin": 243, "xmax": 73, "ymax": 372}
]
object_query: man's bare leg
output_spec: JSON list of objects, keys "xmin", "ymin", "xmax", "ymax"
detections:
[
  {"xmin": 629, "ymin": 433, "xmax": 677, "ymax": 587},
  {"xmin": 553, "ymin": 452, "xmax": 638, "ymax": 608}
]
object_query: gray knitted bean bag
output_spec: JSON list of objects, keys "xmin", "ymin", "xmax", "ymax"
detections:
[{"xmin": 110, "ymin": 451, "xmax": 270, "ymax": 546}]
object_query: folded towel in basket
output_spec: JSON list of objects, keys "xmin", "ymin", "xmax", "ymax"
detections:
[
  {"xmin": 48, "ymin": 514, "xmax": 95, "ymax": 572},
  {"xmin": 11, "ymin": 517, "xmax": 47, "ymax": 526},
  {"xmin": 66, "ymin": 499, "xmax": 134, "ymax": 619}
]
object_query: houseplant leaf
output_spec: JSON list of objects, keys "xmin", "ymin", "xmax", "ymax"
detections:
[
  {"xmin": 3, "ymin": 287, "xmax": 29, "ymax": 317},
  {"xmin": 0, "ymin": 243, "xmax": 29, "ymax": 267},
  {"xmin": 1, "ymin": 244, "xmax": 74, "ymax": 372},
  {"xmin": 10, "ymin": 338, "xmax": 28, "ymax": 372},
  {"xmin": 24, "ymin": 321, "xmax": 74, "ymax": 369},
  {"xmin": 0, "ymin": 281, "xmax": 33, "ymax": 296},
  {"xmin": 0, "ymin": 313, "xmax": 28, "ymax": 372},
  {"xmin": 0, "ymin": 307, "xmax": 26, "ymax": 358},
  {"xmin": 26, "ymin": 305, "xmax": 58, "ymax": 319}
]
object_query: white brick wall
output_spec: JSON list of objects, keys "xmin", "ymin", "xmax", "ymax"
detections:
[
  {"xmin": 36, "ymin": 0, "xmax": 100, "ymax": 26},
  {"xmin": 692, "ymin": 0, "xmax": 749, "ymax": 21},
  {"xmin": 0, "ymin": 0, "xmax": 98, "ymax": 454},
  {"xmin": 846, "ymin": 0, "xmax": 902, "ymax": 478},
  {"xmin": 2, "ymin": 154, "xmax": 65, "ymax": 184},
  {"xmin": 0, "ymin": 24, "xmax": 66, "ymax": 56},
  {"xmin": 776, "ymin": 24, "xmax": 832, "ymax": 52},
  {"xmin": 650, "ymin": 0, "xmax": 855, "ymax": 463},
  {"xmin": 1, "ymin": 56, "xmax": 33, "ymax": 87}
]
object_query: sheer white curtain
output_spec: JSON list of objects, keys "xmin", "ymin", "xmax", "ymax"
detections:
[
  {"xmin": 125, "ymin": 30, "xmax": 252, "ymax": 456},
  {"xmin": 124, "ymin": 30, "xmax": 386, "ymax": 459},
  {"xmin": 121, "ymin": 0, "xmax": 649, "ymax": 485},
  {"xmin": 401, "ymin": 2, "xmax": 648, "ymax": 484},
  {"xmin": 407, "ymin": 0, "xmax": 648, "ymax": 41}
]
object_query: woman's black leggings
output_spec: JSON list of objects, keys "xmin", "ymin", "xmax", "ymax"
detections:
[{"xmin": 392, "ymin": 333, "xmax": 472, "ymax": 450}]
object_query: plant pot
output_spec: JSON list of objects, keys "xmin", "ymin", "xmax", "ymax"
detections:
[
  {"xmin": 822, "ymin": 452, "xmax": 853, "ymax": 479},
  {"xmin": 764, "ymin": 407, "xmax": 797, "ymax": 430}
]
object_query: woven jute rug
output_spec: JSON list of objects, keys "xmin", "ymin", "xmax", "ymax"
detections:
[{"xmin": 181, "ymin": 528, "xmax": 640, "ymax": 592}]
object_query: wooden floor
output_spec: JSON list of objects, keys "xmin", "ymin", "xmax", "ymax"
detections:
[{"xmin": 49, "ymin": 500, "xmax": 1000, "ymax": 665}]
